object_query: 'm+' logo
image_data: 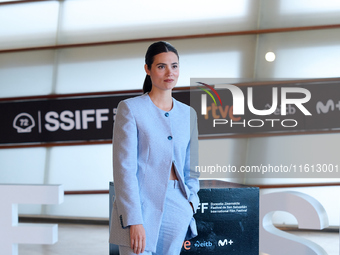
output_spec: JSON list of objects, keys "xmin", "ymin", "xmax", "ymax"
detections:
[{"xmin": 218, "ymin": 239, "xmax": 234, "ymax": 246}]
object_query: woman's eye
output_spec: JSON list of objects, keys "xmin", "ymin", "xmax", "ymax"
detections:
[
  {"xmin": 158, "ymin": 65, "xmax": 165, "ymax": 69},
  {"xmin": 172, "ymin": 65, "xmax": 178, "ymax": 69}
]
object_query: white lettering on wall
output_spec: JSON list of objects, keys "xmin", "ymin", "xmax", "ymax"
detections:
[
  {"xmin": 0, "ymin": 184, "xmax": 64, "ymax": 255},
  {"xmin": 260, "ymin": 191, "xmax": 329, "ymax": 255}
]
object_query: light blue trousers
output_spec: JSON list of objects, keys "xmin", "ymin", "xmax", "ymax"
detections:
[{"xmin": 119, "ymin": 180, "xmax": 193, "ymax": 255}]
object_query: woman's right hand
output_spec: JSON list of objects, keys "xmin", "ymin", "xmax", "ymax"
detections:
[{"xmin": 130, "ymin": 224, "xmax": 146, "ymax": 254}]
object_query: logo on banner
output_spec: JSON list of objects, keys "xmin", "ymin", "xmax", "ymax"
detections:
[
  {"xmin": 218, "ymin": 239, "xmax": 234, "ymax": 246},
  {"xmin": 194, "ymin": 240, "xmax": 213, "ymax": 248},
  {"xmin": 316, "ymin": 99, "xmax": 340, "ymax": 114},
  {"xmin": 13, "ymin": 113, "xmax": 35, "ymax": 133}
]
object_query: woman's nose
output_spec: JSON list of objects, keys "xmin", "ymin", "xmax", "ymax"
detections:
[{"xmin": 166, "ymin": 66, "xmax": 173, "ymax": 76}]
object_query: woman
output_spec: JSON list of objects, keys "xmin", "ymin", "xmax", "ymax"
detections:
[{"xmin": 109, "ymin": 41, "xmax": 200, "ymax": 255}]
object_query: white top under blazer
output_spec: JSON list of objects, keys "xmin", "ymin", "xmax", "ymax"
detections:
[{"xmin": 109, "ymin": 93, "xmax": 200, "ymax": 252}]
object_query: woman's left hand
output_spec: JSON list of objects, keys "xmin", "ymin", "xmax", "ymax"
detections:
[{"xmin": 130, "ymin": 224, "xmax": 146, "ymax": 254}]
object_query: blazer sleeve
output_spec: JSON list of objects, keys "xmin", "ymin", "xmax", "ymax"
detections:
[
  {"xmin": 184, "ymin": 107, "xmax": 200, "ymax": 212},
  {"xmin": 112, "ymin": 100, "xmax": 143, "ymax": 228}
]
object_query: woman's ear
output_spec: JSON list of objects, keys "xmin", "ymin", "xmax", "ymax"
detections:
[{"xmin": 144, "ymin": 64, "xmax": 150, "ymax": 75}]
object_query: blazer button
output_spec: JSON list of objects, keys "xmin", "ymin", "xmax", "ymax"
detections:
[
  {"xmin": 168, "ymin": 136, "xmax": 173, "ymax": 140},
  {"xmin": 165, "ymin": 112, "xmax": 169, "ymax": 117}
]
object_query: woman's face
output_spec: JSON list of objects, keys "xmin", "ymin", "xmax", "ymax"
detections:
[{"xmin": 145, "ymin": 52, "xmax": 179, "ymax": 92}]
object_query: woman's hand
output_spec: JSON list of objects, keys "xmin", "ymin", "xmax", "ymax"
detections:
[{"xmin": 130, "ymin": 224, "xmax": 146, "ymax": 254}]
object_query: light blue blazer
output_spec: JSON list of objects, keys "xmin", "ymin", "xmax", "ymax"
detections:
[{"xmin": 109, "ymin": 93, "xmax": 199, "ymax": 252}]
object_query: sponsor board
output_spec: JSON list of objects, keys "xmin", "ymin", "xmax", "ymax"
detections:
[
  {"xmin": 0, "ymin": 92, "xmax": 190, "ymax": 146},
  {"xmin": 2, "ymin": 80, "xmax": 340, "ymax": 146},
  {"xmin": 190, "ymin": 79, "xmax": 340, "ymax": 136},
  {"xmin": 181, "ymin": 180, "xmax": 259, "ymax": 254}
]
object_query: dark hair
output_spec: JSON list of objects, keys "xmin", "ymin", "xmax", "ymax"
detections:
[{"xmin": 143, "ymin": 41, "xmax": 179, "ymax": 94}]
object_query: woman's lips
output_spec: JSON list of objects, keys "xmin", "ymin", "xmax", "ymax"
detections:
[{"xmin": 164, "ymin": 79, "xmax": 174, "ymax": 82}]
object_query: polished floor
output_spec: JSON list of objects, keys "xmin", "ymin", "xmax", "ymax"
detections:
[
  {"xmin": 18, "ymin": 224, "xmax": 339, "ymax": 255},
  {"xmin": 19, "ymin": 224, "xmax": 110, "ymax": 255}
]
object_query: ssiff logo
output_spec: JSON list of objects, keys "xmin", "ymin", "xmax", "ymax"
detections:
[
  {"xmin": 13, "ymin": 113, "xmax": 35, "ymax": 133},
  {"xmin": 198, "ymin": 82, "xmax": 312, "ymax": 128}
]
